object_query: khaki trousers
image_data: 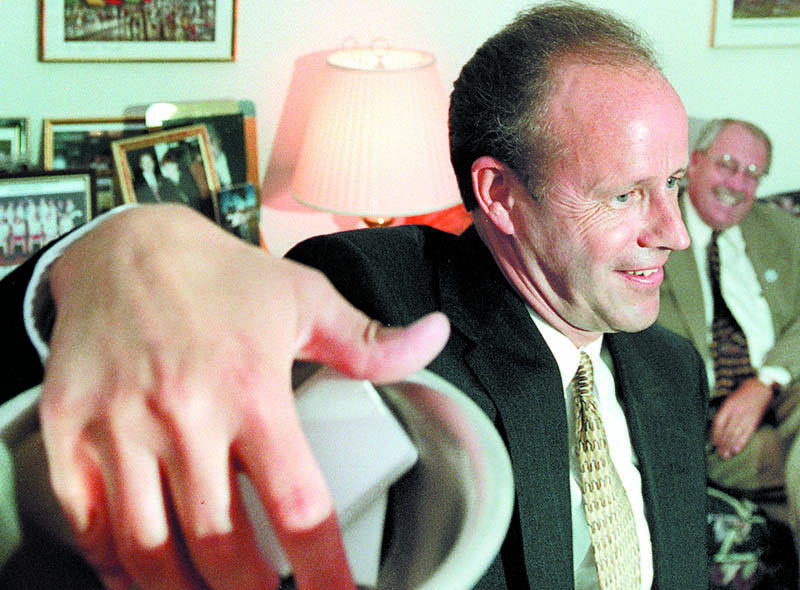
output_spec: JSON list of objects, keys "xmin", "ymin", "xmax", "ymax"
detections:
[{"xmin": 707, "ymin": 383, "xmax": 800, "ymax": 492}]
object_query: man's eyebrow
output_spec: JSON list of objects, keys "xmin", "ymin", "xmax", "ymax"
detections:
[
  {"xmin": 672, "ymin": 165, "xmax": 689, "ymax": 176},
  {"xmin": 630, "ymin": 166, "xmax": 688, "ymax": 187}
]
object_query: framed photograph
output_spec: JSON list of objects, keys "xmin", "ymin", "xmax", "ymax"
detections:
[
  {"xmin": 214, "ymin": 182, "xmax": 260, "ymax": 245},
  {"xmin": 0, "ymin": 119, "xmax": 29, "ymax": 170},
  {"xmin": 0, "ymin": 169, "xmax": 94, "ymax": 278},
  {"xmin": 712, "ymin": 0, "xmax": 800, "ymax": 47},
  {"xmin": 43, "ymin": 117, "xmax": 148, "ymax": 213},
  {"xmin": 111, "ymin": 124, "xmax": 220, "ymax": 219},
  {"xmin": 41, "ymin": 0, "xmax": 236, "ymax": 62},
  {"xmin": 145, "ymin": 99, "xmax": 259, "ymax": 188}
]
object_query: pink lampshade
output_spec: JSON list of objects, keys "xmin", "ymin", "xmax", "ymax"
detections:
[{"xmin": 290, "ymin": 47, "xmax": 461, "ymax": 219}]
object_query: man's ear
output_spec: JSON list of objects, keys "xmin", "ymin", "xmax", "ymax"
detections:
[{"xmin": 471, "ymin": 156, "xmax": 516, "ymax": 235}]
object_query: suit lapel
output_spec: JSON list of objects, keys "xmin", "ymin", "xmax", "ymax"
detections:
[
  {"xmin": 661, "ymin": 199, "xmax": 707, "ymax": 352},
  {"xmin": 662, "ymin": 247, "xmax": 706, "ymax": 351},
  {"xmin": 438, "ymin": 229, "xmax": 574, "ymax": 586},
  {"xmin": 739, "ymin": 207, "xmax": 792, "ymax": 327},
  {"xmin": 606, "ymin": 331, "xmax": 700, "ymax": 589}
]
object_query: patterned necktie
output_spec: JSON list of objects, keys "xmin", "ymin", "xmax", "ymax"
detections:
[
  {"xmin": 573, "ymin": 352, "xmax": 641, "ymax": 590},
  {"xmin": 707, "ymin": 230, "xmax": 756, "ymax": 399}
]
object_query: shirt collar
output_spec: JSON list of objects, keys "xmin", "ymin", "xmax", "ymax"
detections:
[
  {"xmin": 527, "ymin": 308, "xmax": 604, "ymax": 391},
  {"xmin": 684, "ymin": 195, "xmax": 746, "ymax": 253}
]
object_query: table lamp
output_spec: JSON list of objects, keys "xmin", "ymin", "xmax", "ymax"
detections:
[{"xmin": 290, "ymin": 45, "xmax": 460, "ymax": 227}]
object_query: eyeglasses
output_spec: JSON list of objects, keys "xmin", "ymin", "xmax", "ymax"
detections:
[{"xmin": 703, "ymin": 152, "xmax": 766, "ymax": 183}]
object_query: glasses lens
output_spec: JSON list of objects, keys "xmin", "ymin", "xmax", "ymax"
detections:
[
  {"xmin": 711, "ymin": 154, "xmax": 763, "ymax": 182},
  {"xmin": 716, "ymin": 155, "xmax": 738, "ymax": 176},
  {"xmin": 744, "ymin": 165, "xmax": 762, "ymax": 182}
]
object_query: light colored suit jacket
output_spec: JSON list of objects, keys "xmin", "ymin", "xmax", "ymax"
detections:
[{"xmin": 659, "ymin": 197, "xmax": 800, "ymax": 390}]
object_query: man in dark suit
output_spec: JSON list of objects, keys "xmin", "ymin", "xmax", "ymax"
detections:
[
  {"xmin": 658, "ymin": 118, "xmax": 800, "ymax": 562},
  {"xmin": 286, "ymin": 223, "xmax": 707, "ymax": 589},
  {"xmin": 0, "ymin": 2, "xmax": 708, "ymax": 589}
]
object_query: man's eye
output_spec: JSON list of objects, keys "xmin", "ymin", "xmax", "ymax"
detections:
[
  {"xmin": 666, "ymin": 177, "xmax": 679, "ymax": 190},
  {"xmin": 615, "ymin": 192, "xmax": 631, "ymax": 203}
]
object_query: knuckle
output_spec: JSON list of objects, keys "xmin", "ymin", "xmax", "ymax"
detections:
[{"xmin": 270, "ymin": 483, "xmax": 331, "ymax": 536}]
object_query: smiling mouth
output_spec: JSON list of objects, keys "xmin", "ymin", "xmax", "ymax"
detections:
[
  {"xmin": 626, "ymin": 269, "xmax": 659, "ymax": 278},
  {"xmin": 714, "ymin": 186, "xmax": 747, "ymax": 207}
]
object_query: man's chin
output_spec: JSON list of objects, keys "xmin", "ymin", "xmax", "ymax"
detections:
[{"xmin": 609, "ymin": 307, "xmax": 659, "ymax": 334}]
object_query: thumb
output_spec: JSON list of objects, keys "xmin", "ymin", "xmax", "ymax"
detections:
[{"xmin": 298, "ymin": 309, "xmax": 450, "ymax": 384}]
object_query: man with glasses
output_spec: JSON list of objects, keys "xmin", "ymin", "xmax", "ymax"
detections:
[{"xmin": 658, "ymin": 118, "xmax": 800, "ymax": 559}]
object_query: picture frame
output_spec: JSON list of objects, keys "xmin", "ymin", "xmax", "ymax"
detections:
[
  {"xmin": 712, "ymin": 0, "xmax": 800, "ymax": 47},
  {"xmin": 40, "ymin": 0, "xmax": 237, "ymax": 62},
  {"xmin": 111, "ymin": 124, "xmax": 220, "ymax": 220},
  {"xmin": 42, "ymin": 116, "xmax": 149, "ymax": 213},
  {"xmin": 0, "ymin": 119, "xmax": 30, "ymax": 170},
  {"xmin": 214, "ymin": 182, "xmax": 260, "ymax": 245},
  {"xmin": 0, "ymin": 169, "xmax": 95, "ymax": 277},
  {"xmin": 145, "ymin": 99, "xmax": 259, "ymax": 188}
]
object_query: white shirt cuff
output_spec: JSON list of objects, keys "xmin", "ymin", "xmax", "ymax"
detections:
[{"xmin": 758, "ymin": 365, "xmax": 792, "ymax": 389}]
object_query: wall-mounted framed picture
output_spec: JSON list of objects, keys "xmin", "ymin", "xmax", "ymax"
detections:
[
  {"xmin": 712, "ymin": 0, "xmax": 800, "ymax": 47},
  {"xmin": 40, "ymin": 0, "xmax": 236, "ymax": 62},
  {"xmin": 214, "ymin": 182, "xmax": 260, "ymax": 245},
  {"xmin": 42, "ymin": 116, "xmax": 148, "ymax": 213},
  {"xmin": 0, "ymin": 169, "xmax": 95, "ymax": 278},
  {"xmin": 0, "ymin": 119, "xmax": 30, "ymax": 170},
  {"xmin": 111, "ymin": 124, "xmax": 220, "ymax": 219}
]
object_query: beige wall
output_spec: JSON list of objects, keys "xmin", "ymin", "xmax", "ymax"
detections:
[{"xmin": 2, "ymin": 1, "xmax": 799, "ymax": 201}]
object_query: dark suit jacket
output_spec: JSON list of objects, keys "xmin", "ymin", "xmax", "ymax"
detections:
[
  {"xmin": 0, "ymin": 224, "xmax": 709, "ymax": 589},
  {"xmin": 1, "ymin": 246, "xmax": 49, "ymax": 396},
  {"xmin": 288, "ymin": 224, "xmax": 709, "ymax": 589}
]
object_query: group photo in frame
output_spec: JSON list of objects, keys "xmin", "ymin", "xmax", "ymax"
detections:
[
  {"xmin": 40, "ymin": 0, "xmax": 237, "ymax": 62},
  {"xmin": 712, "ymin": 0, "xmax": 800, "ymax": 47},
  {"xmin": 42, "ymin": 116, "xmax": 149, "ymax": 213},
  {"xmin": 111, "ymin": 124, "xmax": 220, "ymax": 220},
  {"xmin": 0, "ymin": 169, "xmax": 95, "ymax": 277},
  {"xmin": 0, "ymin": 119, "xmax": 30, "ymax": 170}
]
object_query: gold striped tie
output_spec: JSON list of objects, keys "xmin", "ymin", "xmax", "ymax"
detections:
[
  {"xmin": 707, "ymin": 230, "xmax": 756, "ymax": 400},
  {"xmin": 574, "ymin": 352, "xmax": 641, "ymax": 590}
]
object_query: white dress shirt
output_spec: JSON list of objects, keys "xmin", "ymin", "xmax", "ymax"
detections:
[
  {"xmin": 683, "ymin": 203, "xmax": 790, "ymax": 389},
  {"xmin": 529, "ymin": 311, "xmax": 653, "ymax": 590}
]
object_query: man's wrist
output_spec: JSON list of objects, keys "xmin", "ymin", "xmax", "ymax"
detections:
[
  {"xmin": 23, "ymin": 205, "xmax": 135, "ymax": 363},
  {"xmin": 757, "ymin": 365, "xmax": 790, "ymax": 396}
]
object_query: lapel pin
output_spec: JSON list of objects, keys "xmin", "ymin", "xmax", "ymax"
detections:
[{"xmin": 764, "ymin": 269, "xmax": 778, "ymax": 283}]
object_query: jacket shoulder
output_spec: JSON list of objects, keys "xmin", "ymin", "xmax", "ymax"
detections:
[
  {"xmin": 612, "ymin": 323, "xmax": 706, "ymax": 386},
  {"xmin": 747, "ymin": 201, "xmax": 800, "ymax": 245},
  {"xmin": 286, "ymin": 225, "xmax": 458, "ymax": 325}
]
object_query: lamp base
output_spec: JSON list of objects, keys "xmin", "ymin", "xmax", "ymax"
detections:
[{"xmin": 362, "ymin": 216, "xmax": 396, "ymax": 228}]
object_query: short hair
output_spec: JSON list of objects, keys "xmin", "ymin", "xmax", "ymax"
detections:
[
  {"xmin": 161, "ymin": 147, "xmax": 183, "ymax": 165},
  {"xmin": 449, "ymin": 1, "xmax": 660, "ymax": 210},
  {"xmin": 692, "ymin": 118, "xmax": 772, "ymax": 174}
]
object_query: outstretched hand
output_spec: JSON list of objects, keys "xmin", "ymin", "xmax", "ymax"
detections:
[{"xmin": 38, "ymin": 204, "xmax": 450, "ymax": 590}]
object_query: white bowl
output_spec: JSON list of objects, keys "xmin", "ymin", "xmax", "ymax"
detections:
[{"xmin": 370, "ymin": 370, "xmax": 514, "ymax": 590}]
